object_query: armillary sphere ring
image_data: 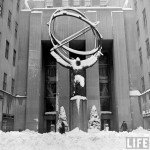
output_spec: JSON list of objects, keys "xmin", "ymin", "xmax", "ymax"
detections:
[{"xmin": 48, "ymin": 8, "xmax": 102, "ymax": 58}]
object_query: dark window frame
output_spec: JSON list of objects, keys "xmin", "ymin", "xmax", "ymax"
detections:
[
  {"xmin": 7, "ymin": 10, "xmax": 12, "ymax": 29},
  {"xmin": 11, "ymin": 78, "xmax": 15, "ymax": 94},
  {"xmin": 13, "ymin": 49, "xmax": 16, "ymax": 66},
  {"xmin": 136, "ymin": 20, "xmax": 140, "ymax": 37},
  {"xmin": 0, "ymin": 0, "xmax": 4, "ymax": 17},
  {"xmin": 16, "ymin": 0, "xmax": 20, "ymax": 12},
  {"xmin": 3, "ymin": 73, "xmax": 7, "ymax": 91},
  {"xmin": 15, "ymin": 22, "xmax": 18, "ymax": 38},
  {"xmin": 141, "ymin": 77, "xmax": 145, "ymax": 92},
  {"xmin": 142, "ymin": 8, "xmax": 147, "ymax": 28},
  {"xmin": 5, "ymin": 40, "xmax": 9, "ymax": 59},
  {"xmin": 146, "ymin": 38, "xmax": 150, "ymax": 58},
  {"xmin": 139, "ymin": 47, "xmax": 142, "ymax": 65}
]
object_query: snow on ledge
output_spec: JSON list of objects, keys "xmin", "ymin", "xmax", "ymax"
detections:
[
  {"xmin": 45, "ymin": 111, "xmax": 56, "ymax": 115},
  {"xmin": 101, "ymin": 111, "xmax": 112, "ymax": 114},
  {"xmin": 129, "ymin": 90, "xmax": 141, "ymax": 97},
  {"xmin": 70, "ymin": 95, "xmax": 87, "ymax": 101}
]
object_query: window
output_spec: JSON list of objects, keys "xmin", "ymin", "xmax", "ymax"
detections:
[
  {"xmin": 11, "ymin": 79, "xmax": 15, "ymax": 94},
  {"xmin": 142, "ymin": 8, "xmax": 147, "ymax": 28},
  {"xmin": 0, "ymin": 32, "xmax": 2, "ymax": 43},
  {"xmin": 44, "ymin": 50, "xmax": 56, "ymax": 112},
  {"xmin": 146, "ymin": 38, "xmax": 150, "ymax": 58},
  {"xmin": 16, "ymin": 0, "xmax": 20, "ymax": 12},
  {"xmin": 3, "ymin": 73, "xmax": 7, "ymax": 91},
  {"xmin": 141, "ymin": 77, "xmax": 145, "ymax": 92},
  {"xmin": 100, "ymin": 82, "xmax": 109, "ymax": 97},
  {"xmin": 5, "ymin": 40, "xmax": 9, "ymax": 59},
  {"xmin": 101, "ymin": 98, "xmax": 110, "ymax": 111},
  {"xmin": 136, "ymin": 20, "xmax": 140, "ymax": 37},
  {"xmin": 7, "ymin": 10, "xmax": 12, "ymax": 29},
  {"xmin": 62, "ymin": 0, "xmax": 69, "ymax": 7},
  {"xmin": 134, "ymin": 0, "xmax": 137, "ymax": 11},
  {"xmin": 139, "ymin": 47, "xmax": 142, "ymax": 65},
  {"xmin": 99, "ymin": 52, "xmax": 111, "ymax": 111},
  {"xmin": 15, "ymin": 22, "xmax": 18, "ymax": 38},
  {"xmin": 45, "ymin": 0, "xmax": 53, "ymax": 7},
  {"xmin": 74, "ymin": 0, "xmax": 80, "ymax": 6},
  {"xmin": 85, "ymin": 0, "xmax": 91, "ymax": 6},
  {"xmin": 13, "ymin": 49, "xmax": 16, "ymax": 66},
  {"xmin": 0, "ymin": 0, "xmax": 4, "ymax": 16}
]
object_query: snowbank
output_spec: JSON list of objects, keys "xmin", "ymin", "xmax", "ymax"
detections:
[{"xmin": 0, "ymin": 127, "xmax": 150, "ymax": 150}]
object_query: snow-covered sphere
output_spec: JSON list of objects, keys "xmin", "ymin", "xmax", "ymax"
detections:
[{"xmin": 88, "ymin": 105, "xmax": 101, "ymax": 130}]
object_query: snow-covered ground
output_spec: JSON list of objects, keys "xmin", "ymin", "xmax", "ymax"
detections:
[{"xmin": 0, "ymin": 127, "xmax": 150, "ymax": 150}]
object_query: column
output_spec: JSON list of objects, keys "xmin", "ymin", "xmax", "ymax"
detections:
[
  {"xmin": 111, "ymin": 11, "xmax": 131, "ymax": 130},
  {"xmin": 26, "ymin": 11, "xmax": 42, "ymax": 131}
]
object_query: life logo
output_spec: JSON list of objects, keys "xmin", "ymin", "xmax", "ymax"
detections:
[{"xmin": 126, "ymin": 137, "xmax": 149, "ymax": 149}]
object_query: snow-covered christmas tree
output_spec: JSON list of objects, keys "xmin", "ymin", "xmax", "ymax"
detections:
[
  {"xmin": 88, "ymin": 105, "xmax": 101, "ymax": 130},
  {"xmin": 57, "ymin": 106, "xmax": 69, "ymax": 132}
]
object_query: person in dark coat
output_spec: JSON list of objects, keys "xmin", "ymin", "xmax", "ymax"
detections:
[
  {"xmin": 59, "ymin": 121, "xmax": 65, "ymax": 134},
  {"xmin": 121, "ymin": 121, "xmax": 128, "ymax": 131}
]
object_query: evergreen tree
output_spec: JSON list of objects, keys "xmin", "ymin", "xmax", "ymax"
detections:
[
  {"xmin": 57, "ymin": 106, "xmax": 68, "ymax": 132},
  {"xmin": 88, "ymin": 105, "xmax": 101, "ymax": 130}
]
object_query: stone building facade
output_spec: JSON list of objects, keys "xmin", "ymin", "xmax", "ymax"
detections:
[
  {"xmin": 0, "ymin": 0, "xmax": 146, "ymax": 132},
  {"xmin": 132, "ymin": 0, "xmax": 150, "ymax": 129}
]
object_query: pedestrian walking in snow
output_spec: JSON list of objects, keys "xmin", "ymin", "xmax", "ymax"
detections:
[
  {"xmin": 120, "ymin": 121, "xmax": 128, "ymax": 131},
  {"xmin": 59, "ymin": 121, "xmax": 65, "ymax": 134}
]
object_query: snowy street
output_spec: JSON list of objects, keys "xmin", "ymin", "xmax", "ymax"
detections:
[{"xmin": 0, "ymin": 127, "xmax": 149, "ymax": 150}]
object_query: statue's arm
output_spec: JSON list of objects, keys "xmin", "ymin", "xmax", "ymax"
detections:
[
  {"xmin": 81, "ymin": 51, "xmax": 102, "ymax": 69},
  {"xmin": 51, "ymin": 51, "xmax": 71, "ymax": 69}
]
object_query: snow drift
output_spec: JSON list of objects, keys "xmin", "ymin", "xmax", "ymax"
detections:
[{"xmin": 0, "ymin": 127, "xmax": 150, "ymax": 150}]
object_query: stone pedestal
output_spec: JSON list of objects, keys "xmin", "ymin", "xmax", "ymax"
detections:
[{"xmin": 70, "ymin": 96, "xmax": 87, "ymax": 132}]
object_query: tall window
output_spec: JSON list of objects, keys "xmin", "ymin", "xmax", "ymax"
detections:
[
  {"xmin": 74, "ymin": 0, "xmax": 80, "ymax": 6},
  {"xmin": 146, "ymin": 38, "xmax": 150, "ymax": 58},
  {"xmin": 136, "ymin": 20, "xmax": 140, "ymax": 37},
  {"xmin": 16, "ymin": 0, "xmax": 20, "ymax": 12},
  {"xmin": 11, "ymin": 78, "xmax": 15, "ymax": 94},
  {"xmin": 45, "ymin": 0, "xmax": 53, "ymax": 7},
  {"xmin": 44, "ymin": 43, "xmax": 57, "ymax": 112},
  {"xmin": 62, "ymin": 0, "xmax": 69, "ymax": 7},
  {"xmin": 5, "ymin": 40, "xmax": 9, "ymax": 59},
  {"xmin": 0, "ymin": 32, "xmax": 2, "ymax": 43},
  {"xmin": 139, "ymin": 47, "xmax": 142, "ymax": 65},
  {"xmin": 7, "ymin": 10, "xmax": 12, "ymax": 29},
  {"xmin": 3, "ymin": 73, "xmax": 7, "ymax": 91},
  {"xmin": 142, "ymin": 8, "xmax": 147, "ymax": 28},
  {"xmin": 0, "ymin": 0, "xmax": 4, "ymax": 16},
  {"xmin": 13, "ymin": 49, "xmax": 16, "ymax": 66},
  {"xmin": 15, "ymin": 22, "xmax": 18, "ymax": 38},
  {"xmin": 85, "ymin": 0, "xmax": 91, "ymax": 6},
  {"xmin": 99, "ymin": 53, "xmax": 111, "ymax": 111},
  {"xmin": 141, "ymin": 77, "xmax": 145, "ymax": 92}
]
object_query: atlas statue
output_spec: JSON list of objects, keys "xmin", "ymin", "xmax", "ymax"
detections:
[{"xmin": 48, "ymin": 8, "xmax": 102, "ymax": 131}]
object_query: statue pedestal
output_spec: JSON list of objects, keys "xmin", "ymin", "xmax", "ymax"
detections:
[{"xmin": 70, "ymin": 96, "xmax": 88, "ymax": 132}]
